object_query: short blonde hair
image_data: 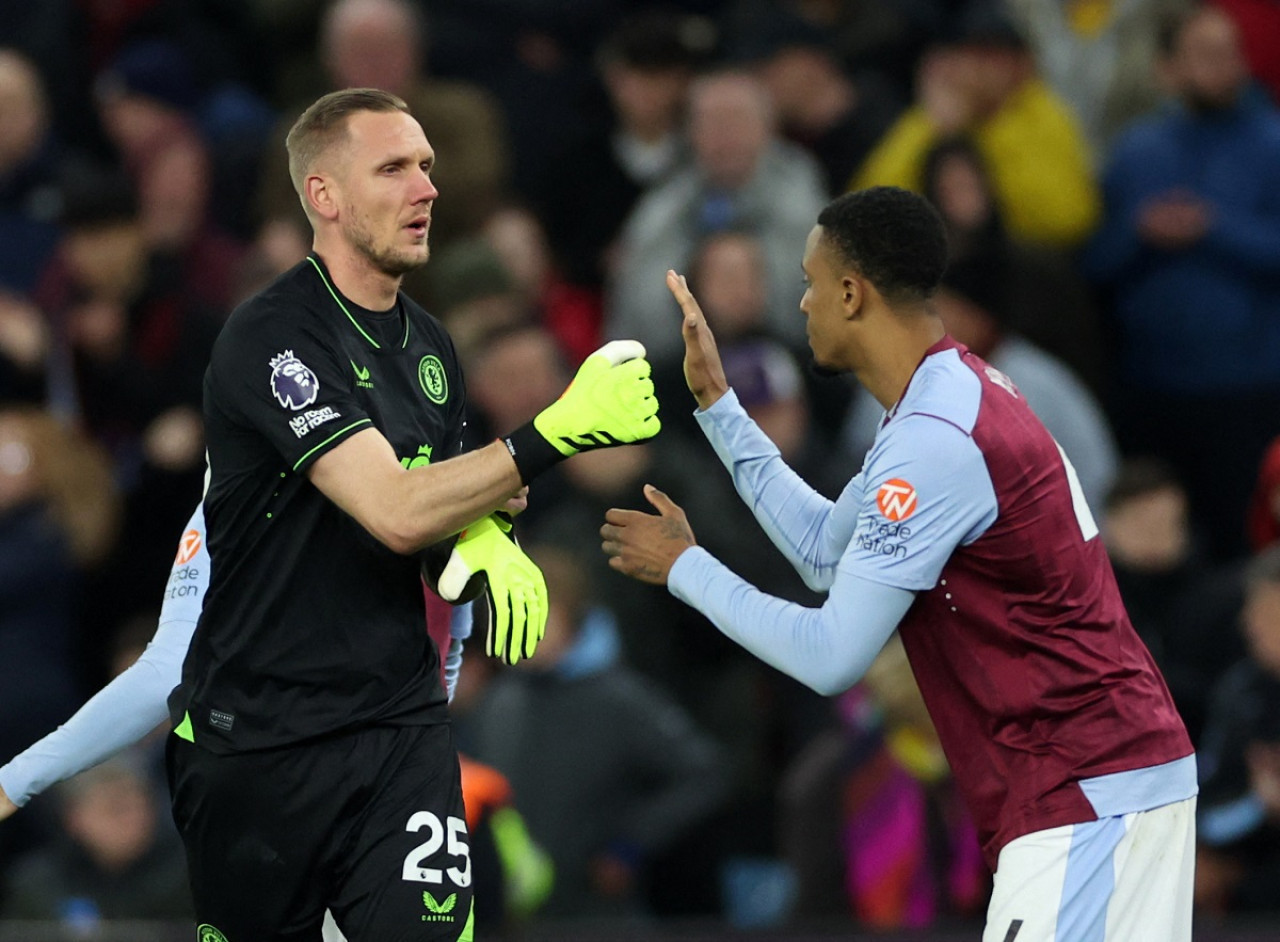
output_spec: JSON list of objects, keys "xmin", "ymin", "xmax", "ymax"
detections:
[{"xmin": 284, "ymin": 87, "xmax": 410, "ymax": 206}]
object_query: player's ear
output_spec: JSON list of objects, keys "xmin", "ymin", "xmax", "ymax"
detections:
[
  {"xmin": 306, "ymin": 174, "xmax": 339, "ymax": 222},
  {"xmin": 842, "ymin": 273, "xmax": 863, "ymax": 319}
]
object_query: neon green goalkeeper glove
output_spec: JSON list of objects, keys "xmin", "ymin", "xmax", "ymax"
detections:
[
  {"xmin": 502, "ymin": 340, "xmax": 660, "ymax": 482},
  {"xmin": 436, "ymin": 513, "xmax": 547, "ymax": 665}
]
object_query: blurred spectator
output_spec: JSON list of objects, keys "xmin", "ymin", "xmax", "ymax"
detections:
[
  {"xmin": 0, "ymin": 48, "xmax": 63, "ymax": 296},
  {"xmin": 0, "ymin": 405, "xmax": 119, "ymax": 875},
  {"xmin": 32, "ymin": 171, "xmax": 218, "ymax": 652},
  {"xmin": 0, "ymin": 758, "xmax": 190, "ymax": 920},
  {"xmin": 461, "ymin": 324, "xmax": 575, "ymax": 532},
  {"xmin": 1101, "ymin": 458, "xmax": 1238, "ymax": 742},
  {"xmin": 482, "ymin": 205, "xmax": 603, "ymax": 365},
  {"xmin": 0, "ymin": 290, "xmax": 49, "ymax": 404},
  {"xmin": 853, "ymin": 3, "xmax": 1101, "ymax": 249},
  {"xmin": 607, "ymin": 70, "xmax": 827, "ymax": 359},
  {"xmin": 780, "ymin": 638, "xmax": 988, "ymax": 928},
  {"xmin": 1196, "ymin": 546, "xmax": 1280, "ymax": 914},
  {"xmin": 462, "ymin": 542, "xmax": 728, "ymax": 920},
  {"xmin": 921, "ymin": 135, "xmax": 1107, "ymax": 393},
  {"xmin": 0, "ymin": 406, "xmax": 119, "ymax": 757},
  {"xmin": 842, "ymin": 248, "xmax": 1119, "ymax": 512},
  {"xmin": 420, "ymin": 0, "xmax": 631, "ymax": 200},
  {"xmin": 1082, "ymin": 3, "xmax": 1280, "ymax": 561},
  {"xmin": 34, "ymin": 173, "xmax": 216, "ymax": 486},
  {"xmin": 256, "ymin": 0, "xmax": 511, "ymax": 287},
  {"xmin": 537, "ymin": 8, "xmax": 707, "ymax": 292},
  {"xmin": 651, "ymin": 230, "xmax": 852, "ymax": 443},
  {"xmin": 425, "ymin": 239, "xmax": 528, "ymax": 364},
  {"xmin": 1248, "ymin": 434, "xmax": 1280, "ymax": 553},
  {"xmin": 719, "ymin": 0, "xmax": 942, "ymax": 99},
  {"xmin": 527, "ymin": 388, "xmax": 838, "ymax": 883},
  {"xmin": 1007, "ymin": 0, "xmax": 1191, "ymax": 155},
  {"xmin": 750, "ymin": 27, "xmax": 906, "ymax": 195},
  {"xmin": 457, "ymin": 753, "xmax": 554, "ymax": 933},
  {"xmin": 1212, "ymin": 0, "xmax": 1280, "ymax": 104},
  {"xmin": 94, "ymin": 39, "xmax": 247, "ymax": 315}
]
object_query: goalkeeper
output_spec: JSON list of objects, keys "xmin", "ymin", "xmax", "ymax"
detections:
[{"xmin": 147, "ymin": 88, "xmax": 661, "ymax": 942}]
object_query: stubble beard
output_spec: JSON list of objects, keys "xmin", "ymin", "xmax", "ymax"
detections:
[{"xmin": 347, "ymin": 217, "xmax": 430, "ymax": 278}]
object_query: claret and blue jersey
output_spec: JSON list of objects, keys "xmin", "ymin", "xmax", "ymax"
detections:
[{"xmin": 671, "ymin": 336, "xmax": 1195, "ymax": 868}]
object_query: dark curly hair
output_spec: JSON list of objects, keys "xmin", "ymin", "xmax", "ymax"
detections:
[{"xmin": 815, "ymin": 187, "xmax": 949, "ymax": 305}]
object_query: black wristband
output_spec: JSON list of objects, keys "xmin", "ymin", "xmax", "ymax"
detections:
[{"xmin": 502, "ymin": 422, "xmax": 565, "ymax": 484}]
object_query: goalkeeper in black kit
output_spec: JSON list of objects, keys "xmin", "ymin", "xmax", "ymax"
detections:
[{"xmin": 161, "ymin": 87, "xmax": 658, "ymax": 942}]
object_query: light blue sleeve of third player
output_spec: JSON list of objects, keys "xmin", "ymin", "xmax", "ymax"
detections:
[
  {"xmin": 0, "ymin": 504, "xmax": 209, "ymax": 806},
  {"xmin": 694, "ymin": 389, "xmax": 864, "ymax": 593}
]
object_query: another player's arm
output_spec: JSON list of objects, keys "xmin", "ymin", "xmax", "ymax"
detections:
[
  {"xmin": 601, "ymin": 486, "xmax": 915, "ymax": 695},
  {"xmin": 667, "ymin": 271, "xmax": 851, "ymax": 590},
  {"xmin": 0, "ymin": 504, "xmax": 210, "ymax": 819},
  {"xmin": 604, "ymin": 417, "xmax": 995, "ymax": 695}
]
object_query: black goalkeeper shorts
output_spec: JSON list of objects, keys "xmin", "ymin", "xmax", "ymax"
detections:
[{"xmin": 167, "ymin": 723, "xmax": 473, "ymax": 942}]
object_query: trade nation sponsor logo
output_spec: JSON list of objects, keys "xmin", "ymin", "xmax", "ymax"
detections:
[
  {"xmin": 174, "ymin": 528, "xmax": 202, "ymax": 566},
  {"xmin": 422, "ymin": 891, "xmax": 458, "ymax": 923},
  {"xmin": 854, "ymin": 478, "xmax": 920, "ymax": 559},
  {"xmin": 166, "ymin": 528, "xmax": 204, "ymax": 601},
  {"xmin": 876, "ymin": 478, "xmax": 918, "ymax": 522}
]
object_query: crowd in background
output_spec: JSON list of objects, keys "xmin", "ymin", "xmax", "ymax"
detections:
[{"xmin": 1, "ymin": 0, "xmax": 1279, "ymax": 933}]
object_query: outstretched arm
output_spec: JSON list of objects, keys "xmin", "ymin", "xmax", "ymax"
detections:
[
  {"xmin": 601, "ymin": 487, "xmax": 915, "ymax": 695},
  {"xmin": 0, "ymin": 504, "xmax": 209, "ymax": 815},
  {"xmin": 668, "ymin": 272, "xmax": 854, "ymax": 591}
]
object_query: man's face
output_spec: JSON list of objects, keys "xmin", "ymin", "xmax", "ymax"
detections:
[
  {"xmin": 330, "ymin": 109, "xmax": 437, "ymax": 277},
  {"xmin": 689, "ymin": 77, "xmax": 770, "ymax": 190},
  {"xmin": 1173, "ymin": 9, "xmax": 1248, "ymax": 112},
  {"xmin": 799, "ymin": 226, "xmax": 852, "ymax": 373},
  {"xmin": 1245, "ymin": 580, "xmax": 1280, "ymax": 676}
]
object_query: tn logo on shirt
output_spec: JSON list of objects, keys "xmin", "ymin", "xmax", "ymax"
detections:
[{"xmin": 876, "ymin": 478, "xmax": 918, "ymax": 522}]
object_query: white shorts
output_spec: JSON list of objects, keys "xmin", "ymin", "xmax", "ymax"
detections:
[{"xmin": 983, "ymin": 797, "xmax": 1196, "ymax": 942}]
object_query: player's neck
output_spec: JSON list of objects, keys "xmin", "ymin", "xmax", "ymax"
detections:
[
  {"xmin": 860, "ymin": 315, "xmax": 946, "ymax": 410},
  {"xmin": 311, "ymin": 242, "xmax": 402, "ymax": 312}
]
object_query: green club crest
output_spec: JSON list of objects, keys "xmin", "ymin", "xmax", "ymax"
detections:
[
  {"xmin": 198, "ymin": 925, "xmax": 230, "ymax": 942},
  {"xmin": 418, "ymin": 355, "xmax": 448, "ymax": 404}
]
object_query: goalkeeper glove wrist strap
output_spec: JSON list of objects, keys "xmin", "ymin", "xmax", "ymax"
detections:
[{"xmin": 502, "ymin": 422, "xmax": 564, "ymax": 485}]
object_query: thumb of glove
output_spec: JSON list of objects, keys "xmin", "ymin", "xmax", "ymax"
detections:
[
  {"xmin": 589, "ymin": 339, "xmax": 647, "ymax": 368},
  {"xmin": 438, "ymin": 550, "xmax": 487, "ymax": 602}
]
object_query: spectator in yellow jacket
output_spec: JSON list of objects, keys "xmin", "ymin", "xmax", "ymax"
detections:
[{"xmin": 851, "ymin": 3, "xmax": 1101, "ymax": 249}]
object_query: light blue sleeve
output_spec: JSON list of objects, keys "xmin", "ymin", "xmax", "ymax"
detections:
[
  {"xmin": 695, "ymin": 389, "xmax": 863, "ymax": 592},
  {"xmin": 443, "ymin": 602, "xmax": 472, "ymax": 703},
  {"xmin": 0, "ymin": 504, "xmax": 209, "ymax": 806},
  {"xmin": 844, "ymin": 413, "xmax": 998, "ymax": 591},
  {"xmin": 668, "ymin": 546, "xmax": 917, "ymax": 696}
]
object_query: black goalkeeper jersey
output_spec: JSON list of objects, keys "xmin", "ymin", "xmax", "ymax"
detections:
[{"xmin": 169, "ymin": 254, "xmax": 465, "ymax": 753}]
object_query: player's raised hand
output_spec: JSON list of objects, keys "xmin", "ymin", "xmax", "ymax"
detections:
[
  {"xmin": 601, "ymin": 484, "xmax": 697, "ymax": 586},
  {"xmin": 666, "ymin": 270, "xmax": 728, "ymax": 411}
]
